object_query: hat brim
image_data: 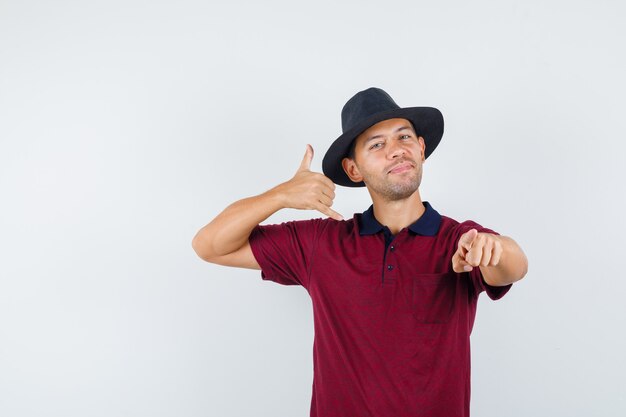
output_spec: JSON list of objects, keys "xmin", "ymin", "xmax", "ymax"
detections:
[{"xmin": 322, "ymin": 106, "xmax": 444, "ymax": 187}]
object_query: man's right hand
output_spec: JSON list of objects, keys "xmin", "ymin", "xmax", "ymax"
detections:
[{"xmin": 272, "ymin": 144, "xmax": 344, "ymax": 221}]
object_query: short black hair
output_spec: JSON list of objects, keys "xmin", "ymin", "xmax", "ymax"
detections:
[{"xmin": 346, "ymin": 121, "xmax": 419, "ymax": 161}]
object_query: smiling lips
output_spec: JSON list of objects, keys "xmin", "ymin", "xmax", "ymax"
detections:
[{"xmin": 388, "ymin": 162, "xmax": 413, "ymax": 174}]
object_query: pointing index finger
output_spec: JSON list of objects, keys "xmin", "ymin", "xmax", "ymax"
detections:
[{"xmin": 458, "ymin": 228, "xmax": 478, "ymax": 250}]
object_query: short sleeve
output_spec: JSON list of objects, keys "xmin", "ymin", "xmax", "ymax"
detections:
[
  {"xmin": 455, "ymin": 220, "xmax": 512, "ymax": 301},
  {"xmin": 248, "ymin": 218, "xmax": 323, "ymax": 289}
]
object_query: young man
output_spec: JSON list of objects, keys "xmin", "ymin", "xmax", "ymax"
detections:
[{"xmin": 192, "ymin": 87, "xmax": 528, "ymax": 417}]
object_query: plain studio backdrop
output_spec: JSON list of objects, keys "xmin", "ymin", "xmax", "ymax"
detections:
[{"xmin": 1, "ymin": 0, "xmax": 625, "ymax": 416}]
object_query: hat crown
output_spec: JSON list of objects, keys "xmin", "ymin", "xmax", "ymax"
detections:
[{"xmin": 341, "ymin": 87, "xmax": 400, "ymax": 133}]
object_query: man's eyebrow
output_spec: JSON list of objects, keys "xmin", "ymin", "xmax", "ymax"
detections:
[{"xmin": 363, "ymin": 125, "xmax": 414, "ymax": 145}]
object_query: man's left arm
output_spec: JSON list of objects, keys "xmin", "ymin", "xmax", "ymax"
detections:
[{"xmin": 452, "ymin": 229, "xmax": 528, "ymax": 287}]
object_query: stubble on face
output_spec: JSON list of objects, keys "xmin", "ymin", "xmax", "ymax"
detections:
[{"xmin": 358, "ymin": 158, "xmax": 423, "ymax": 202}]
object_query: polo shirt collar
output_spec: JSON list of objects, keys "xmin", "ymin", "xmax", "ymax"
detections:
[{"xmin": 359, "ymin": 201, "xmax": 441, "ymax": 236}]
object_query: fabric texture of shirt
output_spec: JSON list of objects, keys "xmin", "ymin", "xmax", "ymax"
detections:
[{"xmin": 248, "ymin": 201, "xmax": 512, "ymax": 417}]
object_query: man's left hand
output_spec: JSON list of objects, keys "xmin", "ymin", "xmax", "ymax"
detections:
[{"xmin": 452, "ymin": 229, "xmax": 503, "ymax": 273}]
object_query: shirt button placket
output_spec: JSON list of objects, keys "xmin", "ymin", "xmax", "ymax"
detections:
[{"xmin": 384, "ymin": 243, "xmax": 397, "ymax": 284}]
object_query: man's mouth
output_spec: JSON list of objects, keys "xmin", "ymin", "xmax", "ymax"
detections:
[{"xmin": 388, "ymin": 162, "xmax": 413, "ymax": 174}]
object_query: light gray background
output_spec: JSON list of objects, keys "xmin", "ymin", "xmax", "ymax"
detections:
[{"xmin": 1, "ymin": 0, "xmax": 625, "ymax": 416}]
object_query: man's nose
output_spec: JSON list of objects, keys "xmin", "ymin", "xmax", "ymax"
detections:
[{"xmin": 387, "ymin": 140, "xmax": 406, "ymax": 158}]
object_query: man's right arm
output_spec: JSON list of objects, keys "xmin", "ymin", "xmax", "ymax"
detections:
[
  {"xmin": 191, "ymin": 188, "xmax": 284, "ymax": 269},
  {"xmin": 191, "ymin": 144, "xmax": 342, "ymax": 269}
]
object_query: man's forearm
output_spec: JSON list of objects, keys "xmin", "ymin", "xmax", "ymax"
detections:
[
  {"xmin": 192, "ymin": 187, "xmax": 285, "ymax": 259},
  {"xmin": 192, "ymin": 144, "xmax": 341, "ymax": 262},
  {"xmin": 479, "ymin": 235, "xmax": 528, "ymax": 286}
]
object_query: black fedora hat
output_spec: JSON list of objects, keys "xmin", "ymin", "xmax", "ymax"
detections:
[{"xmin": 322, "ymin": 87, "xmax": 444, "ymax": 187}]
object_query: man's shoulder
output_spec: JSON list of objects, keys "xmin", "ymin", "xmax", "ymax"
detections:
[
  {"xmin": 438, "ymin": 213, "xmax": 496, "ymax": 237},
  {"xmin": 255, "ymin": 215, "xmax": 357, "ymax": 235},
  {"xmin": 438, "ymin": 214, "xmax": 463, "ymax": 231},
  {"xmin": 261, "ymin": 215, "xmax": 355, "ymax": 226}
]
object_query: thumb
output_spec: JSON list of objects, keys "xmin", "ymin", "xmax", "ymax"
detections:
[
  {"xmin": 452, "ymin": 250, "xmax": 473, "ymax": 273},
  {"xmin": 297, "ymin": 144, "xmax": 313, "ymax": 172}
]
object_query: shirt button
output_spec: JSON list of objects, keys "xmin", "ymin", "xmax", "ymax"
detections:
[
  {"xmin": 390, "ymin": 245, "xmax": 395, "ymax": 251},
  {"xmin": 387, "ymin": 265, "xmax": 394, "ymax": 271}
]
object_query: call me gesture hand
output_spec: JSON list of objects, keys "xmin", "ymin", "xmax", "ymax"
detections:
[
  {"xmin": 451, "ymin": 228, "xmax": 503, "ymax": 273},
  {"xmin": 273, "ymin": 144, "xmax": 344, "ymax": 221}
]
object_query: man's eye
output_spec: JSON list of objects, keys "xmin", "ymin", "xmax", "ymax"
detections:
[
  {"xmin": 370, "ymin": 143, "xmax": 383, "ymax": 150},
  {"xmin": 400, "ymin": 135, "xmax": 411, "ymax": 139}
]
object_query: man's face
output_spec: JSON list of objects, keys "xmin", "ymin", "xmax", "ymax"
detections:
[{"xmin": 341, "ymin": 118, "xmax": 426, "ymax": 202}]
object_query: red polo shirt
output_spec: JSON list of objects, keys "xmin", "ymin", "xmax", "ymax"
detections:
[{"xmin": 248, "ymin": 201, "xmax": 512, "ymax": 417}]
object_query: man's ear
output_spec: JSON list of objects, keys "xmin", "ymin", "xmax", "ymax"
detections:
[{"xmin": 341, "ymin": 157, "xmax": 364, "ymax": 183}]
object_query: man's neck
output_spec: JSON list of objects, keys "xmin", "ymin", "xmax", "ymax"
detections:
[{"xmin": 369, "ymin": 191, "xmax": 425, "ymax": 235}]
